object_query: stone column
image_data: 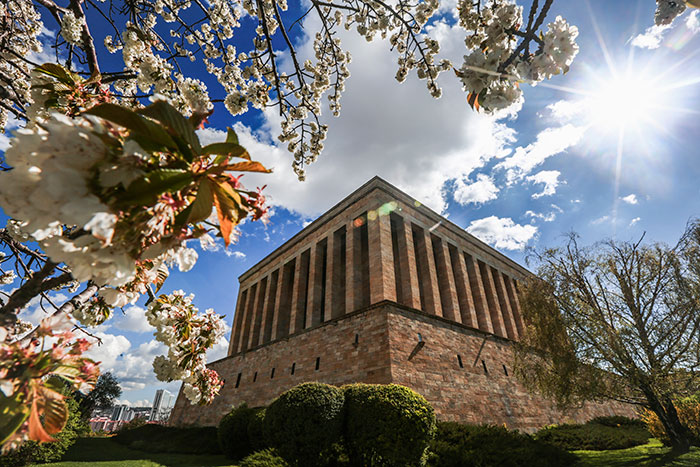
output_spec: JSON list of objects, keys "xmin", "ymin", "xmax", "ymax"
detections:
[
  {"xmin": 289, "ymin": 254, "xmax": 304, "ymax": 335},
  {"xmin": 421, "ymin": 229, "xmax": 442, "ymax": 316},
  {"xmin": 228, "ymin": 286, "xmax": 247, "ymax": 355},
  {"xmin": 368, "ymin": 211, "xmax": 397, "ymax": 304},
  {"xmin": 452, "ymin": 250, "xmax": 478, "ymax": 328},
  {"xmin": 324, "ymin": 232, "xmax": 335, "ymax": 317},
  {"xmin": 346, "ymin": 219, "xmax": 357, "ymax": 313},
  {"xmin": 505, "ymin": 276, "xmax": 525, "ymax": 337},
  {"xmin": 240, "ymin": 281, "xmax": 259, "ymax": 352},
  {"xmin": 270, "ymin": 264, "xmax": 285, "ymax": 341},
  {"xmin": 248, "ymin": 279, "xmax": 266, "ymax": 349},
  {"xmin": 304, "ymin": 245, "xmax": 318, "ymax": 329},
  {"xmin": 483, "ymin": 265, "xmax": 507, "ymax": 338},
  {"xmin": 399, "ymin": 218, "xmax": 421, "ymax": 309},
  {"xmin": 257, "ymin": 275, "xmax": 273, "ymax": 346},
  {"xmin": 464, "ymin": 253, "xmax": 493, "ymax": 334},
  {"xmin": 438, "ymin": 240, "xmax": 461, "ymax": 323},
  {"xmin": 494, "ymin": 270, "xmax": 519, "ymax": 340}
]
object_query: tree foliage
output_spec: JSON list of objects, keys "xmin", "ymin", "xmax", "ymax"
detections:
[
  {"xmin": 514, "ymin": 221, "xmax": 700, "ymax": 452},
  {"xmin": 73, "ymin": 372, "xmax": 122, "ymax": 420}
]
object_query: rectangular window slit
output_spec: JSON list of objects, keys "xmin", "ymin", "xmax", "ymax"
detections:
[
  {"xmin": 253, "ymin": 371, "xmax": 258, "ymax": 382},
  {"xmin": 354, "ymin": 333, "xmax": 359, "ymax": 346},
  {"xmin": 482, "ymin": 360, "xmax": 488, "ymax": 375},
  {"xmin": 291, "ymin": 362, "xmax": 296, "ymax": 375},
  {"xmin": 270, "ymin": 368, "xmax": 275, "ymax": 379},
  {"xmin": 235, "ymin": 372, "xmax": 242, "ymax": 388},
  {"xmin": 315, "ymin": 357, "xmax": 320, "ymax": 371},
  {"xmin": 503, "ymin": 365, "xmax": 508, "ymax": 376},
  {"xmin": 457, "ymin": 355, "xmax": 463, "ymax": 368}
]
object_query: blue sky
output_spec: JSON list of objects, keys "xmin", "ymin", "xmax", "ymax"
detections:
[{"xmin": 1, "ymin": 0, "xmax": 700, "ymax": 406}]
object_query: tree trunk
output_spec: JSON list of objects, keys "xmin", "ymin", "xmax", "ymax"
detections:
[{"xmin": 642, "ymin": 385, "xmax": 691, "ymax": 453}]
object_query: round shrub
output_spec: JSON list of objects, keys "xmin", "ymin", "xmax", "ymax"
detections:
[
  {"xmin": 218, "ymin": 403, "xmax": 257, "ymax": 460},
  {"xmin": 587, "ymin": 415, "xmax": 645, "ymax": 428},
  {"xmin": 239, "ymin": 448, "xmax": 290, "ymax": 467},
  {"xmin": 248, "ymin": 407, "xmax": 268, "ymax": 452},
  {"xmin": 343, "ymin": 383, "xmax": 436, "ymax": 466},
  {"xmin": 265, "ymin": 382, "xmax": 345, "ymax": 465},
  {"xmin": 427, "ymin": 422, "xmax": 577, "ymax": 467}
]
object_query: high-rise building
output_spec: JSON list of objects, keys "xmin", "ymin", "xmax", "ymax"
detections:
[
  {"xmin": 151, "ymin": 389, "xmax": 175, "ymax": 422},
  {"xmin": 169, "ymin": 177, "xmax": 634, "ymax": 429}
]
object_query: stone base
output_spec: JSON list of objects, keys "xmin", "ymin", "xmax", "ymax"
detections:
[{"xmin": 169, "ymin": 302, "xmax": 636, "ymax": 430}]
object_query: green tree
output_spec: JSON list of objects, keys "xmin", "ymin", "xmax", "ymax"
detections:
[
  {"xmin": 514, "ymin": 221, "xmax": 700, "ymax": 453},
  {"xmin": 74, "ymin": 372, "xmax": 122, "ymax": 420}
]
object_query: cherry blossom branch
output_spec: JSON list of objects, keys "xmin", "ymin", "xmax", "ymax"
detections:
[{"xmin": 68, "ymin": 0, "xmax": 101, "ymax": 77}]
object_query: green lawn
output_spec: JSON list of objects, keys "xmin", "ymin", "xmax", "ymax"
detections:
[
  {"xmin": 36, "ymin": 436, "xmax": 700, "ymax": 467},
  {"xmin": 574, "ymin": 439, "xmax": 700, "ymax": 467},
  {"xmin": 34, "ymin": 437, "xmax": 237, "ymax": 467}
]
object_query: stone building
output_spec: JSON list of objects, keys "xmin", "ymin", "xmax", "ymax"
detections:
[{"xmin": 169, "ymin": 177, "xmax": 634, "ymax": 429}]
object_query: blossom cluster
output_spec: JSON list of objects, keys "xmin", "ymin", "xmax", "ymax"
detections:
[
  {"xmin": 0, "ymin": 0, "xmax": 44, "ymax": 132},
  {"xmin": 146, "ymin": 290, "xmax": 226, "ymax": 405},
  {"xmin": 456, "ymin": 1, "xmax": 579, "ymax": 112},
  {"xmin": 0, "ymin": 312, "xmax": 98, "ymax": 452}
]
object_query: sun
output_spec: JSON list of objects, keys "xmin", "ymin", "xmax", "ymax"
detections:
[{"xmin": 585, "ymin": 71, "xmax": 662, "ymax": 130}]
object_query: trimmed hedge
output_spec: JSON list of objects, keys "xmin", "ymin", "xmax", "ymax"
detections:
[
  {"xmin": 534, "ymin": 420, "xmax": 649, "ymax": 451},
  {"xmin": 0, "ymin": 398, "xmax": 88, "ymax": 467},
  {"xmin": 239, "ymin": 448, "xmax": 290, "ymax": 467},
  {"xmin": 113, "ymin": 423, "xmax": 220, "ymax": 454},
  {"xmin": 343, "ymin": 383, "xmax": 436, "ymax": 466},
  {"xmin": 427, "ymin": 422, "xmax": 577, "ymax": 467},
  {"xmin": 218, "ymin": 403, "xmax": 258, "ymax": 460},
  {"xmin": 265, "ymin": 382, "xmax": 345, "ymax": 465},
  {"xmin": 248, "ymin": 407, "xmax": 268, "ymax": 452},
  {"xmin": 587, "ymin": 415, "xmax": 645, "ymax": 428}
]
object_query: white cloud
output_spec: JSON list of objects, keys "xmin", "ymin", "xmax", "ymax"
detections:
[
  {"xmin": 0, "ymin": 133, "xmax": 9, "ymax": 152},
  {"xmin": 630, "ymin": 217, "xmax": 641, "ymax": 226},
  {"xmin": 453, "ymin": 174, "xmax": 500, "ymax": 205},
  {"xmin": 688, "ymin": 10, "xmax": 700, "ymax": 32},
  {"xmin": 84, "ymin": 332, "xmax": 131, "ymax": 370},
  {"xmin": 466, "ymin": 216, "xmax": 537, "ymax": 251},
  {"xmin": 116, "ymin": 399, "xmax": 152, "ymax": 408},
  {"xmin": 206, "ymin": 336, "xmax": 230, "ymax": 363},
  {"xmin": 524, "ymin": 210, "xmax": 556, "ymax": 223},
  {"xmin": 497, "ymin": 124, "xmax": 586, "ymax": 182},
  {"xmin": 591, "ymin": 215, "xmax": 610, "ymax": 225},
  {"xmin": 209, "ymin": 19, "xmax": 513, "ymax": 217},
  {"xmin": 631, "ymin": 24, "xmax": 671, "ymax": 49},
  {"xmin": 545, "ymin": 100, "xmax": 584, "ymax": 121},
  {"xmin": 526, "ymin": 170, "xmax": 563, "ymax": 198},
  {"xmin": 226, "ymin": 250, "xmax": 246, "ymax": 259},
  {"xmin": 113, "ymin": 306, "xmax": 150, "ymax": 333},
  {"xmin": 621, "ymin": 194, "xmax": 638, "ymax": 205}
]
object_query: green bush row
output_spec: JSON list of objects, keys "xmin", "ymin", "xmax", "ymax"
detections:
[
  {"xmin": 426, "ymin": 422, "xmax": 577, "ymax": 467},
  {"xmin": 534, "ymin": 416, "xmax": 649, "ymax": 451},
  {"xmin": 219, "ymin": 382, "xmax": 436, "ymax": 466},
  {"xmin": 114, "ymin": 423, "xmax": 221, "ymax": 454}
]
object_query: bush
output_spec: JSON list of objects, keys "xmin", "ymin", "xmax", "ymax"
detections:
[
  {"xmin": 587, "ymin": 415, "xmax": 645, "ymax": 428},
  {"xmin": 113, "ymin": 423, "xmax": 220, "ymax": 454},
  {"xmin": 427, "ymin": 422, "xmax": 577, "ymax": 467},
  {"xmin": 534, "ymin": 421, "xmax": 649, "ymax": 451},
  {"xmin": 641, "ymin": 397, "xmax": 700, "ymax": 446},
  {"xmin": 265, "ymin": 382, "xmax": 345, "ymax": 465},
  {"xmin": 0, "ymin": 398, "xmax": 85, "ymax": 467},
  {"xmin": 239, "ymin": 448, "xmax": 290, "ymax": 467},
  {"xmin": 117, "ymin": 415, "xmax": 147, "ymax": 432},
  {"xmin": 218, "ymin": 403, "xmax": 259, "ymax": 460},
  {"xmin": 343, "ymin": 383, "xmax": 436, "ymax": 466},
  {"xmin": 248, "ymin": 407, "xmax": 268, "ymax": 452}
]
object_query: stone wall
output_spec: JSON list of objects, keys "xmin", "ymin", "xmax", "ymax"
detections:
[{"xmin": 170, "ymin": 303, "xmax": 636, "ymax": 429}]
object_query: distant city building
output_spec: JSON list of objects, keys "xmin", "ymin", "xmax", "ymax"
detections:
[{"xmin": 150, "ymin": 389, "xmax": 175, "ymax": 422}]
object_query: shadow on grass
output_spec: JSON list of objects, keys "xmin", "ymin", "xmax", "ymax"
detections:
[{"xmin": 57, "ymin": 437, "xmax": 236, "ymax": 467}]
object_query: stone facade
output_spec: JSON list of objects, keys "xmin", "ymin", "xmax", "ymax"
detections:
[{"xmin": 169, "ymin": 177, "xmax": 637, "ymax": 429}]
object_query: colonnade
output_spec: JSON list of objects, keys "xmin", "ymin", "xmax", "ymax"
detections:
[{"xmin": 229, "ymin": 208, "xmax": 526, "ymax": 356}]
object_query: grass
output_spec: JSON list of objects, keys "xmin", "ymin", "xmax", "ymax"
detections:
[
  {"xmin": 574, "ymin": 439, "xmax": 700, "ymax": 466},
  {"xmin": 33, "ymin": 437, "xmax": 237, "ymax": 467},
  {"xmin": 34, "ymin": 436, "xmax": 700, "ymax": 467}
]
